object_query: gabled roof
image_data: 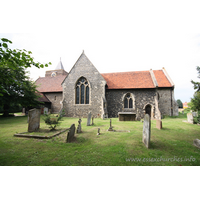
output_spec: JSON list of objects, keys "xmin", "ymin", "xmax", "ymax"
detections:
[
  {"xmin": 35, "ymin": 75, "xmax": 67, "ymax": 92},
  {"xmin": 101, "ymin": 70, "xmax": 173, "ymax": 89}
]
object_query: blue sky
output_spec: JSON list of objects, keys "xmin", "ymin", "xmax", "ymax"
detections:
[{"xmin": 1, "ymin": 0, "xmax": 200, "ymax": 103}]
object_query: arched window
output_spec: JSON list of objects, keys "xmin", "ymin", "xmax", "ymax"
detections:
[
  {"xmin": 124, "ymin": 93, "xmax": 133, "ymax": 108},
  {"xmin": 76, "ymin": 77, "xmax": 89, "ymax": 104}
]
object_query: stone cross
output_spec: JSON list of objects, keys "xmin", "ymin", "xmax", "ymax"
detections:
[
  {"xmin": 87, "ymin": 112, "xmax": 92, "ymax": 126},
  {"xmin": 108, "ymin": 119, "xmax": 114, "ymax": 131},
  {"xmin": 97, "ymin": 128, "xmax": 100, "ymax": 135},
  {"xmin": 66, "ymin": 124, "xmax": 75, "ymax": 143},
  {"xmin": 77, "ymin": 118, "xmax": 82, "ymax": 133},
  {"xmin": 28, "ymin": 108, "xmax": 41, "ymax": 132},
  {"xmin": 142, "ymin": 114, "xmax": 151, "ymax": 148}
]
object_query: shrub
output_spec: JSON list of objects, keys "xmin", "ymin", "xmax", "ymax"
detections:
[{"xmin": 43, "ymin": 110, "xmax": 65, "ymax": 130}]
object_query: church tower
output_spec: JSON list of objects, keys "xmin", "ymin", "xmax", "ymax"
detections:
[{"xmin": 45, "ymin": 58, "xmax": 68, "ymax": 77}]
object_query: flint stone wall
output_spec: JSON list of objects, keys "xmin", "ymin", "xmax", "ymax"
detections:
[
  {"xmin": 62, "ymin": 53, "xmax": 106, "ymax": 118},
  {"xmin": 106, "ymin": 89, "xmax": 156, "ymax": 120},
  {"xmin": 45, "ymin": 92, "xmax": 62, "ymax": 113}
]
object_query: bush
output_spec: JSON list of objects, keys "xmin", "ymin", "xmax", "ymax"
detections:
[{"xmin": 43, "ymin": 110, "xmax": 65, "ymax": 130}]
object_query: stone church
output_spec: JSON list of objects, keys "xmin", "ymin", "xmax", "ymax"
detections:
[{"xmin": 35, "ymin": 51, "xmax": 178, "ymax": 120}]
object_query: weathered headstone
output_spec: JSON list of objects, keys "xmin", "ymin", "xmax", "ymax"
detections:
[
  {"xmin": 66, "ymin": 124, "xmax": 75, "ymax": 143},
  {"xmin": 182, "ymin": 110, "xmax": 184, "ymax": 114},
  {"xmin": 87, "ymin": 112, "xmax": 92, "ymax": 126},
  {"xmin": 28, "ymin": 108, "xmax": 41, "ymax": 132},
  {"xmin": 77, "ymin": 118, "xmax": 82, "ymax": 133},
  {"xmin": 92, "ymin": 116, "xmax": 94, "ymax": 125},
  {"xmin": 97, "ymin": 128, "xmax": 100, "ymax": 135},
  {"xmin": 156, "ymin": 120, "xmax": 162, "ymax": 130},
  {"xmin": 108, "ymin": 119, "xmax": 114, "ymax": 131},
  {"xmin": 193, "ymin": 139, "xmax": 200, "ymax": 149},
  {"xmin": 142, "ymin": 114, "xmax": 151, "ymax": 148},
  {"xmin": 187, "ymin": 113, "xmax": 193, "ymax": 124}
]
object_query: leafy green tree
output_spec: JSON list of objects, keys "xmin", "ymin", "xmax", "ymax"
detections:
[
  {"xmin": 190, "ymin": 66, "xmax": 200, "ymax": 112},
  {"xmin": 191, "ymin": 66, "xmax": 200, "ymax": 91},
  {"xmin": 0, "ymin": 38, "xmax": 51, "ymax": 116},
  {"xmin": 176, "ymin": 99, "xmax": 183, "ymax": 108}
]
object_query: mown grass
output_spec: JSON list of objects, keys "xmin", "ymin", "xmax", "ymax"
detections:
[{"xmin": 0, "ymin": 113, "xmax": 200, "ymax": 166}]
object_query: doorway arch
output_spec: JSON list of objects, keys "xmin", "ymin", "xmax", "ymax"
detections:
[{"xmin": 145, "ymin": 104, "xmax": 151, "ymax": 117}]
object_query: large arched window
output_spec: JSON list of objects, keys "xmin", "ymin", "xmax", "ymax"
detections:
[
  {"xmin": 124, "ymin": 93, "xmax": 133, "ymax": 108},
  {"xmin": 76, "ymin": 77, "xmax": 89, "ymax": 104}
]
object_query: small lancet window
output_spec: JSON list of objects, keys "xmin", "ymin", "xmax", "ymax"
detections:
[
  {"xmin": 124, "ymin": 93, "xmax": 133, "ymax": 108},
  {"xmin": 75, "ymin": 77, "xmax": 90, "ymax": 104}
]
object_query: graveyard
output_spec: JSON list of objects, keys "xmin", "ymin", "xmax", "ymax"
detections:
[{"xmin": 0, "ymin": 112, "xmax": 200, "ymax": 166}]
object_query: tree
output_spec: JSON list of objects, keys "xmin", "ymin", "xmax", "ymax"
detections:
[
  {"xmin": 0, "ymin": 38, "xmax": 51, "ymax": 116},
  {"xmin": 176, "ymin": 99, "xmax": 183, "ymax": 108},
  {"xmin": 191, "ymin": 66, "xmax": 200, "ymax": 92},
  {"xmin": 191, "ymin": 66, "xmax": 200, "ymax": 112}
]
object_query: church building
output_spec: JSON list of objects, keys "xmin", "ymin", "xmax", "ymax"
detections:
[{"xmin": 35, "ymin": 51, "xmax": 178, "ymax": 120}]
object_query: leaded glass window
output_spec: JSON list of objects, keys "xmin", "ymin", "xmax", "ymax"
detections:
[
  {"xmin": 124, "ymin": 93, "xmax": 133, "ymax": 109},
  {"xmin": 75, "ymin": 77, "xmax": 90, "ymax": 104}
]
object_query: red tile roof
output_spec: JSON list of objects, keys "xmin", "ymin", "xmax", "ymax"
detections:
[
  {"xmin": 35, "ymin": 75, "xmax": 67, "ymax": 92},
  {"xmin": 38, "ymin": 93, "xmax": 51, "ymax": 102},
  {"xmin": 153, "ymin": 70, "xmax": 172, "ymax": 87},
  {"xmin": 101, "ymin": 70, "xmax": 172, "ymax": 89}
]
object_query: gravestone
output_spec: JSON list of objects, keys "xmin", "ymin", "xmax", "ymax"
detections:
[
  {"xmin": 182, "ymin": 111, "xmax": 184, "ymax": 114},
  {"xmin": 108, "ymin": 119, "xmax": 114, "ymax": 131},
  {"xmin": 156, "ymin": 120, "xmax": 162, "ymax": 130},
  {"xmin": 28, "ymin": 108, "xmax": 41, "ymax": 132},
  {"xmin": 193, "ymin": 139, "xmax": 200, "ymax": 149},
  {"xmin": 66, "ymin": 124, "xmax": 75, "ymax": 143},
  {"xmin": 142, "ymin": 114, "xmax": 151, "ymax": 148},
  {"xmin": 87, "ymin": 112, "xmax": 92, "ymax": 126},
  {"xmin": 187, "ymin": 113, "xmax": 193, "ymax": 124},
  {"xmin": 97, "ymin": 128, "xmax": 100, "ymax": 135},
  {"xmin": 92, "ymin": 116, "xmax": 94, "ymax": 125},
  {"xmin": 77, "ymin": 118, "xmax": 82, "ymax": 133}
]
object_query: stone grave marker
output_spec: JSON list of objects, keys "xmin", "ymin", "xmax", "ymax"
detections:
[
  {"xmin": 108, "ymin": 119, "xmax": 114, "ymax": 131},
  {"xmin": 187, "ymin": 113, "xmax": 193, "ymax": 124},
  {"xmin": 28, "ymin": 108, "xmax": 41, "ymax": 132},
  {"xmin": 97, "ymin": 128, "xmax": 100, "ymax": 135},
  {"xmin": 91, "ymin": 116, "xmax": 94, "ymax": 125},
  {"xmin": 77, "ymin": 118, "xmax": 82, "ymax": 133},
  {"xmin": 66, "ymin": 124, "xmax": 75, "ymax": 143},
  {"xmin": 156, "ymin": 120, "xmax": 162, "ymax": 130},
  {"xmin": 87, "ymin": 112, "xmax": 92, "ymax": 126},
  {"xmin": 193, "ymin": 139, "xmax": 200, "ymax": 149},
  {"xmin": 142, "ymin": 114, "xmax": 151, "ymax": 148}
]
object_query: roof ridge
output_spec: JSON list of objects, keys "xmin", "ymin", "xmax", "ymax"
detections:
[{"xmin": 101, "ymin": 70, "xmax": 150, "ymax": 75}]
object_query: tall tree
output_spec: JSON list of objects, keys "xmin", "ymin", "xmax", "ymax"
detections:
[
  {"xmin": 191, "ymin": 66, "xmax": 200, "ymax": 111},
  {"xmin": 176, "ymin": 99, "xmax": 183, "ymax": 108},
  {"xmin": 0, "ymin": 38, "xmax": 51, "ymax": 116}
]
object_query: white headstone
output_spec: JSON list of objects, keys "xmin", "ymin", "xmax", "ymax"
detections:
[
  {"xmin": 143, "ymin": 114, "xmax": 151, "ymax": 148},
  {"xmin": 87, "ymin": 112, "xmax": 92, "ymax": 126},
  {"xmin": 187, "ymin": 113, "xmax": 193, "ymax": 124}
]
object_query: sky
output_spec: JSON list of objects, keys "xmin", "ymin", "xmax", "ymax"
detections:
[{"xmin": 1, "ymin": 0, "xmax": 200, "ymax": 103}]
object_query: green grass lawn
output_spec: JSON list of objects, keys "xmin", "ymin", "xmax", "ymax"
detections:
[{"xmin": 0, "ymin": 113, "xmax": 200, "ymax": 166}]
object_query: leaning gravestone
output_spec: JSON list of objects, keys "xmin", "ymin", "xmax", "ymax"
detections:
[
  {"xmin": 193, "ymin": 139, "xmax": 200, "ymax": 149},
  {"xmin": 66, "ymin": 124, "xmax": 75, "ymax": 143},
  {"xmin": 156, "ymin": 120, "xmax": 162, "ymax": 130},
  {"xmin": 187, "ymin": 113, "xmax": 193, "ymax": 124},
  {"xmin": 77, "ymin": 118, "xmax": 82, "ymax": 133},
  {"xmin": 87, "ymin": 112, "xmax": 92, "ymax": 126},
  {"xmin": 143, "ymin": 114, "xmax": 151, "ymax": 148},
  {"xmin": 97, "ymin": 128, "xmax": 100, "ymax": 135},
  {"xmin": 28, "ymin": 108, "xmax": 41, "ymax": 132}
]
